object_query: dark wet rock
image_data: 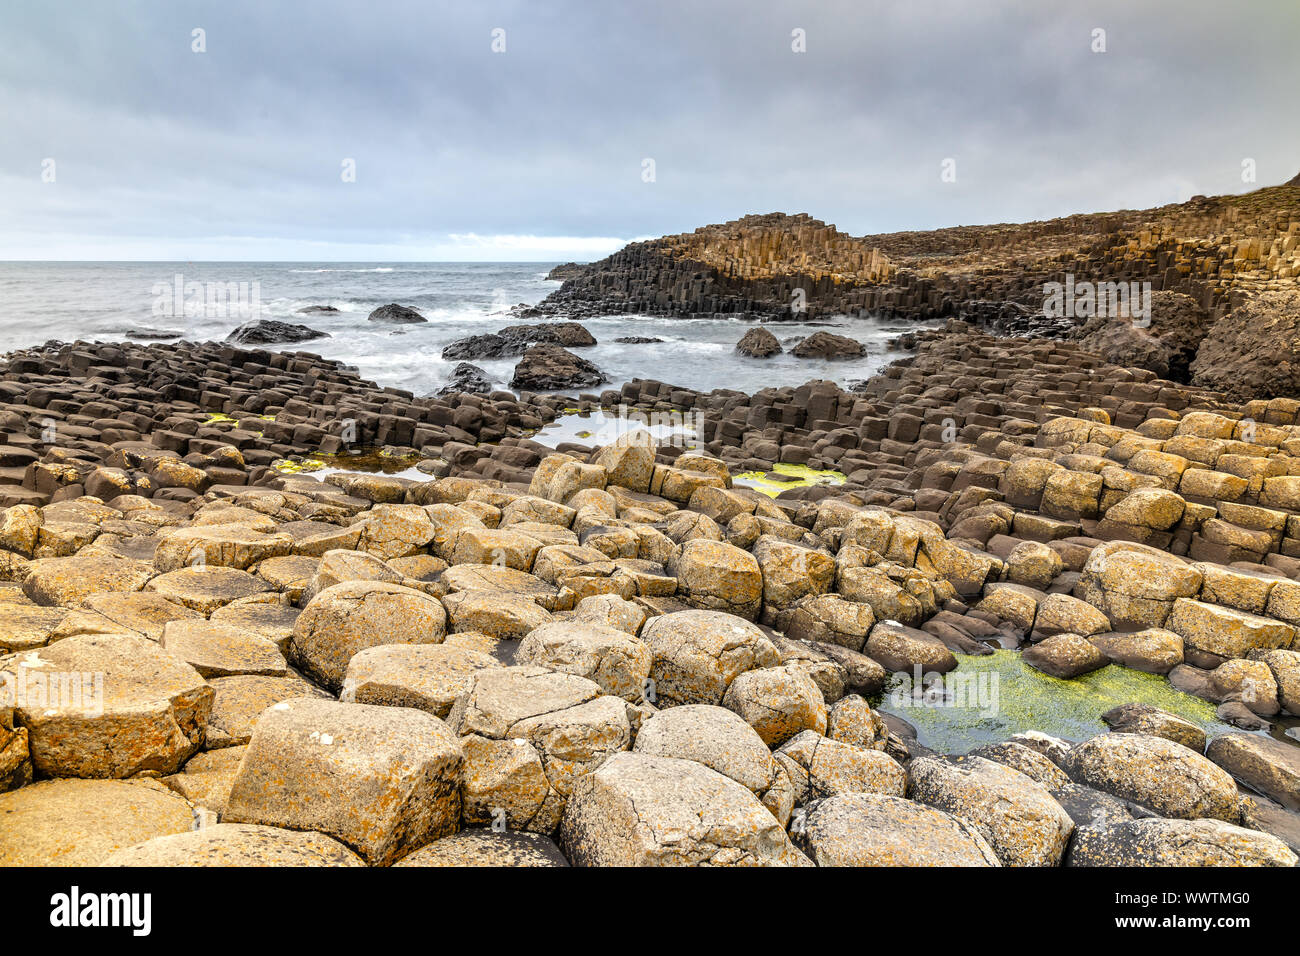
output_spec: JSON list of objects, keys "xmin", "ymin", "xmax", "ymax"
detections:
[
  {"xmin": 614, "ymin": 336, "xmax": 664, "ymax": 344},
  {"xmin": 225, "ymin": 320, "xmax": 330, "ymax": 346},
  {"xmin": 1073, "ymin": 291, "xmax": 1210, "ymax": 382},
  {"xmin": 437, "ymin": 363, "xmax": 494, "ymax": 396},
  {"xmin": 546, "ymin": 262, "xmax": 589, "ymax": 282},
  {"xmin": 123, "ymin": 328, "xmax": 184, "ymax": 341},
  {"xmin": 736, "ymin": 327, "xmax": 782, "ymax": 358},
  {"xmin": 443, "ymin": 323, "xmax": 596, "ymax": 360},
  {"xmin": 790, "ymin": 331, "xmax": 865, "ymax": 359},
  {"xmin": 1191, "ymin": 290, "xmax": 1300, "ymax": 400},
  {"xmin": 297, "ymin": 305, "xmax": 340, "ymax": 314},
  {"xmin": 367, "ymin": 303, "xmax": 427, "ymax": 324},
  {"xmin": 510, "ymin": 345, "xmax": 607, "ymax": 391}
]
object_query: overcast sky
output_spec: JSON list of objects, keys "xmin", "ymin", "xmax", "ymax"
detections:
[{"xmin": 2, "ymin": 0, "xmax": 1296, "ymax": 261}]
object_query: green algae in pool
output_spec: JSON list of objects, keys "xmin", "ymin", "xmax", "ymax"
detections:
[
  {"xmin": 733, "ymin": 463, "xmax": 845, "ymax": 497},
  {"xmin": 272, "ymin": 449, "xmax": 426, "ymax": 476},
  {"xmin": 878, "ymin": 649, "xmax": 1232, "ymax": 754}
]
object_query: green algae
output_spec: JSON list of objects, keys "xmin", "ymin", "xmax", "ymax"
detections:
[
  {"xmin": 271, "ymin": 458, "xmax": 326, "ymax": 474},
  {"xmin": 878, "ymin": 649, "xmax": 1232, "ymax": 755},
  {"xmin": 733, "ymin": 463, "xmax": 846, "ymax": 497},
  {"xmin": 203, "ymin": 412, "xmax": 238, "ymax": 424},
  {"xmin": 279, "ymin": 449, "xmax": 429, "ymax": 476}
]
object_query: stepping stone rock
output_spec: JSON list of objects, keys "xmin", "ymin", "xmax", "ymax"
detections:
[
  {"xmin": 80, "ymin": 591, "xmax": 202, "ymax": 641},
  {"xmin": 0, "ymin": 778, "xmax": 195, "ymax": 866},
  {"xmin": 864, "ymin": 622, "xmax": 957, "ymax": 674},
  {"xmin": 1166, "ymin": 598, "xmax": 1296, "ymax": 661},
  {"xmin": 395, "ymin": 828, "xmax": 569, "ymax": 866},
  {"xmin": 633, "ymin": 703, "xmax": 794, "ymax": 823},
  {"xmin": 516, "ymin": 621, "xmax": 652, "ymax": 702},
  {"xmin": 561, "ymin": 752, "xmax": 810, "ymax": 867},
  {"xmin": 909, "ymin": 755, "xmax": 1075, "ymax": 866},
  {"xmin": 21, "ymin": 554, "xmax": 154, "ymax": 607},
  {"xmin": 1067, "ymin": 818, "xmax": 1296, "ymax": 867},
  {"xmin": 1060, "ymin": 733, "xmax": 1240, "ymax": 822},
  {"xmin": 722, "ymin": 664, "xmax": 827, "ymax": 746},
  {"xmin": 289, "ymin": 580, "xmax": 447, "ymax": 693},
  {"xmin": 105, "ymin": 823, "xmax": 363, "ymax": 866},
  {"xmin": 224, "ymin": 697, "xmax": 463, "ymax": 866},
  {"xmin": 342, "ymin": 642, "xmax": 501, "ymax": 718},
  {"xmin": 791, "ymin": 792, "xmax": 1001, "ymax": 867},
  {"xmin": 966, "ymin": 741, "xmax": 1070, "ymax": 788},
  {"xmin": 1206, "ymin": 733, "xmax": 1300, "ymax": 811},
  {"xmin": 1088, "ymin": 628, "xmax": 1183, "ymax": 673},
  {"xmin": 1099, "ymin": 702, "xmax": 1206, "ymax": 751},
  {"xmin": 775, "ymin": 730, "xmax": 907, "ymax": 803},
  {"xmin": 641, "ymin": 609, "xmax": 780, "ymax": 706},
  {"xmin": 145, "ymin": 566, "xmax": 270, "ymax": 613},
  {"xmin": 669, "ymin": 538, "xmax": 763, "ymax": 619},
  {"xmin": 1022, "ymin": 633, "xmax": 1110, "ymax": 679},
  {"xmin": 152, "ymin": 525, "xmax": 294, "ymax": 573},
  {"xmin": 2, "ymin": 633, "xmax": 211, "ymax": 777},
  {"xmin": 447, "ymin": 666, "xmax": 629, "ymax": 829},
  {"xmin": 443, "ymin": 588, "xmax": 554, "ymax": 639},
  {"xmin": 205, "ymin": 673, "xmax": 332, "ymax": 749},
  {"xmin": 160, "ymin": 619, "xmax": 287, "ymax": 678}
]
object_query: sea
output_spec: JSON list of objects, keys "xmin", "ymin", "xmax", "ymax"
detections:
[{"xmin": 0, "ymin": 262, "xmax": 917, "ymax": 397}]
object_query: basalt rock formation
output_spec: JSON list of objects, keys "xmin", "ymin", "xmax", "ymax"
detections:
[
  {"xmin": 442, "ymin": 322, "xmax": 596, "ymax": 361},
  {"xmin": 367, "ymin": 303, "xmax": 427, "ymax": 324},
  {"xmin": 532, "ymin": 176, "xmax": 1300, "ymax": 392},
  {"xmin": 3, "ymin": 327, "xmax": 1300, "ymax": 867},
  {"xmin": 226, "ymin": 320, "xmax": 330, "ymax": 346}
]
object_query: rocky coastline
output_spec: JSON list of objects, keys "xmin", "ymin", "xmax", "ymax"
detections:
[
  {"xmin": 4, "ymin": 178, "xmax": 1300, "ymax": 868},
  {"xmin": 3, "ymin": 311, "xmax": 1300, "ymax": 867}
]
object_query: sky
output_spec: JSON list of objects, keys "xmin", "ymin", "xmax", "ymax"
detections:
[{"xmin": 1, "ymin": 0, "xmax": 1297, "ymax": 261}]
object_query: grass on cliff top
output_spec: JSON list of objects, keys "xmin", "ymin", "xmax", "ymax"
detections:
[
  {"xmin": 733, "ymin": 463, "xmax": 846, "ymax": 497},
  {"xmin": 878, "ymin": 649, "xmax": 1230, "ymax": 755}
]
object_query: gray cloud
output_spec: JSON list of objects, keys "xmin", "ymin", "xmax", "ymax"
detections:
[{"xmin": 1, "ymin": 0, "xmax": 1296, "ymax": 258}]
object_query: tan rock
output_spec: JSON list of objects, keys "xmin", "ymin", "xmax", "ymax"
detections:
[
  {"xmin": 1166, "ymin": 598, "xmax": 1295, "ymax": 660},
  {"xmin": 144, "ymin": 566, "xmax": 270, "ymax": 613},
  {"xmin": 443, "ymin": 588, "xmax": 554, "ymax": 639},
  {"xmin": 1089, "ymin": 628, "xmax": 1184, "ymax": 673},
  {"xmin": 225, "ymin": 697, "xmax": 463, "ymax": 865},
  {"xmin": 722, "ymin": 664, "xmax": 827, "ymax": 746},
  {"xmin": 289, "ymin": 581, "xmax": 447, "ymax": 692},
  {"xmin": 641, "ymin": 609, "xmax": 780, "ymax": 706},
  {"xmin": 560, "ymin": 752, "xmax": 809, "ymax": 866},
  {"xmin": 516, "ymin": 621, "xmax": 652, "ymax": 702},
  {"xmin": 22, "ymin": 554, "xmax": 154, "ymax": 607},
  {"xmin": 669, "ymin": 538, "xmax": 763, "ymax": 619},
  {"xmin": 2, "ymin": 632, "xmax": 211, "ymax": 777},
  {"xmin": 152, "ymin": 525, "xmax": 294, "ymax": 573},
  {"xmin": 775, "ymin": 730, "xmax": 906, "ymax": 803},
  {"xmin": 0, "ymin": 778, "xmax": 194, "ymax": 866},
  {"xmin": 394, "ymin": 828, "xmax": 568, "ymax": 866},
  {"xmin": 205, "ymin": 673, "xmax": 332, "ymax": 748},
  {"xmin": 910, "ymin": 755, "xmax": 1074, "ymax": 866},
  {"xmin": 792, "ymin": 792, "xmax": 1000, "ymax": 866},
  {"xmin": 1067, "ymin": 818, "xmax": 1295, "ymax": 867},
  {"xmin": 1061, "ymin": 733, "xmax": 1240, "ymax": 821},
  {"xmin": 105, "ymin": 822, "xmax": 364, "ymax": 866}
]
